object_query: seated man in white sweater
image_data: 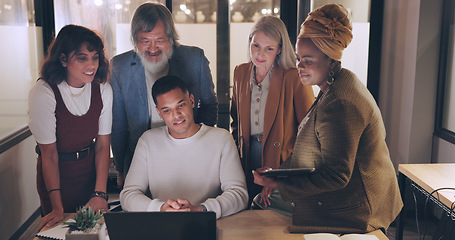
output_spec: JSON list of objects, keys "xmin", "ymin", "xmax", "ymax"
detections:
[{"xmin": 120, "ymin": 75, "xmax": 248, "ymax": 219}]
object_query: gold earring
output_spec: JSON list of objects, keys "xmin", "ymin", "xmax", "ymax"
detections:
[{"xmin": 327, "ymin": 64, "xmax": 335, "ymax": 85}]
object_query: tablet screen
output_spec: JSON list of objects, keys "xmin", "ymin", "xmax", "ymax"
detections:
[{"xmin": 259, "ymin": 168, "xmax": 316, "ymax": 177}]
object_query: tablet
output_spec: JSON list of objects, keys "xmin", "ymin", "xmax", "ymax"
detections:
[{"xmin": 258, "ymin": 168, "xmax": 316, "ymax": 177}]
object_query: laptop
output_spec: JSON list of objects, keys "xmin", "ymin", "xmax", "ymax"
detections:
[{"xmin": 103, "ymin": 211, "xmax": 217, "ymax": 240}]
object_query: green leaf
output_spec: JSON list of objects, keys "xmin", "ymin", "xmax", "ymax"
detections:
[{"xmin": 63, "ymin": 206, "xmax": 104, "ymax": 231}]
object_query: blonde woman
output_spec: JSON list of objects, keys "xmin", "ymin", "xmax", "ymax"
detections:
[{"xmin": 231, "ymin": 16, "xmax": 314, "ymax": 207}]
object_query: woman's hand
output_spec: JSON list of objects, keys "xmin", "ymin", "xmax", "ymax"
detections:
[
  {"xmin": 38, "ymin": 209, "xmax": 64, "ymax": 231},
  {"xmin": 259, "ymin": 186, "xmax": 274, "ymax": 207},
  {"xmin": 253, "ymin": 169, "xmax": 278, "ymax": 189},
  {"xmin": 85, "ymin": 196, "xmax": 109, "ymax": 213},
  {"xmin": 89, "ymin": 134, "xmax": 111, "ymax": 214}
]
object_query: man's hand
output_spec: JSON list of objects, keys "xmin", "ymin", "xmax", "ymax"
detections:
[
  {"xmin": 38, "ymin": 209, "xmax": 64, "ymax": 231},
  {"xmin": 160, "ymin": 198, "xmax": 203, "ymax": 212}
]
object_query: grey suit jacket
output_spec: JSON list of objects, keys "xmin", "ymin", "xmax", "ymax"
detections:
[
  {"xmin": 278, "ymin": 69, "xmax": 403, "ymax": 233},
  {"xmin": 110, "ymin": 45, "xmax": 218, "ymax": 174}
]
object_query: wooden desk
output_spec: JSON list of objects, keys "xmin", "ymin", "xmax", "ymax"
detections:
[
  {"xmin": 218, "ymin": 210, "xmax": 389, "ymax": 240},
  {"xmin": 396, "ymin": 164, "xmax": 455, "ymax": 240},
  {"xmin": 35, "ymin": 210, "xmax": 389, "ymax": 240}
]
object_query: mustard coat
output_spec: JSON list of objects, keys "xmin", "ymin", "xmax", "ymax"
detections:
[
  {"xmin": 230, "ymin": 62, "xmax": 314, "ymax": 171},
  {"xmin": 278, "ymin": 69, "xmax": 403, "ymax": 233}
]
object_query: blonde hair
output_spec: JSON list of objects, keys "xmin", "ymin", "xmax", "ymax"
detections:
[{"xmin": 248, "ymin": 16, "xmax": 296, "ymax": 70}]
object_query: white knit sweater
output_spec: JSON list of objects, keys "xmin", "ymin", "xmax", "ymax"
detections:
[{"xmin": 120, "ymin": 124, "xmax": 248, "ymax": 219}]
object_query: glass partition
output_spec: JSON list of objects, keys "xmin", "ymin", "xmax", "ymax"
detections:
[
  {"xmin": 171, "ymin": 1, "xmax": 217, "ymax": 91},
  {"xmin": 435, "ymin": 0, "xmax": 455, "ymax": 144},
  {"xmin": 54, "ymin": 0, "xmax": 218, "ymax": 90},
  {"xmin": 54, "ymin": 0, "xmax": 165, "ymax": 61},
  {"xmin": 0, "ymin": 0, "xmax": 41, "ymax": 141},
  {"xmin": 440, "ymin": 1, "xmax": 455, "ymax": 134}
]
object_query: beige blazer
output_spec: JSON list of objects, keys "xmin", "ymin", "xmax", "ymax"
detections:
[
  {"xmin": 278, "ymin": 69, "xmax": 403, "ymax": 233},
  {"xmin": 230, "ymin": 62, "xmax": 314, "ymax": 170}
]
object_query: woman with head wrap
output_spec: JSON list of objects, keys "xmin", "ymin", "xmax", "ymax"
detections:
[
  {"xmin": 253, "ymin": 4, "xmax": 402, "ymax": 233},
  {"xmin": 230, "ymin": 16, "xmax": 314, "ymax": 207}
]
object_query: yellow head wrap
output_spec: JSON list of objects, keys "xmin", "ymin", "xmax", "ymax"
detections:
[{"xmin": 298, "ymin": 4, "xmax": 353, "ymax": 61}]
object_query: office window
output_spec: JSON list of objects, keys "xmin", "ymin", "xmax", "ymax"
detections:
[
  {"xmin": 54, "ymin": 0, "xmax": 165, "ymax": 60},
  {"xmin": 442, "ymin": 31, "xmax": 455, "ymax": 133},
  {"xmin": 54, "ymin": 0, "xmax": 219, "ymax": 88},
  {"xmin": 435, "ymin": 0, "xmax": 455, "ymax": 143},
  {"xmin": 171, "ymin": 1, "xmax": 218, "ymax": 91},
  {"xmin": 441, "ymin": 2, "xmax": 455, "ymax": 133},
  {"xmin": 0, "ymin": 0, "xmax": 41, "ymax": 141}
]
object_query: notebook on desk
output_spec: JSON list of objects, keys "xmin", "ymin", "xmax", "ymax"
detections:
[{"xmin": 103, "ymin": 211, "xmax": 217, "ymax": 240}]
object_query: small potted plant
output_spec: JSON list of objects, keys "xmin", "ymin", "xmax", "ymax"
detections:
[{"xmin": 64, "ymin": 206, "xmax": 106, "ymax": 240}]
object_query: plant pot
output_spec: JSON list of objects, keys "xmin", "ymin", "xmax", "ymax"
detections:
[{"xmin": 65, "ymin": 223, "xmax": 106, "ymax": 240}]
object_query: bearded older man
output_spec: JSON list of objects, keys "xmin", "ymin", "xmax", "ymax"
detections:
[{"xmin": 110, "ymin": 2, "xmax": 218, "ymax": 187}]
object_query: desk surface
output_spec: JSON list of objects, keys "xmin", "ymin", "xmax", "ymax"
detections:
[
  {"xmin": 399, "ymin": 163, "xmax": 455, "ymax": 208},
  {"xmin": 218, "ymin": 210, "xmax": 389, "ymax": 240},
  {"xmin": 35, "ymin": 210, "xmax": 388, "ymax": 240}
]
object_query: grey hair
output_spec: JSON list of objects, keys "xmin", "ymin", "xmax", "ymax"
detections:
[
  {"xmin": 248, "ymin": 16, "xmax": 296, "ymax": 70},
  {"xmin": 131, "ymin": 2, "xmax": 180, "ymax": 50}
]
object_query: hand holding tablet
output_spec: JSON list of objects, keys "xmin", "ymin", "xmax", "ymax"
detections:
[{"xmin": 256, "ymin": 167, "xmax": 316, "ymax": 177}]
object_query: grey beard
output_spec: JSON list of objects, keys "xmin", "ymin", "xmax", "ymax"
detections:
[{"xmin": 139, "ymin": 48, "xmax": 173, "ymax": 75}]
